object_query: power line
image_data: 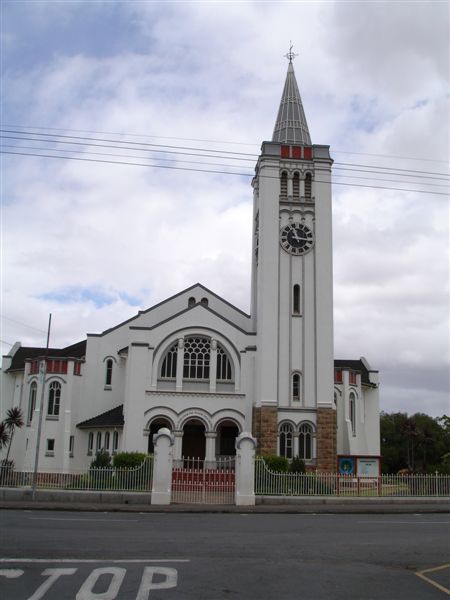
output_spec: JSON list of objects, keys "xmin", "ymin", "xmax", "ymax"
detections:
[
  {"xmin": 2, "ymin": 143, "xmax": 448, "ymax": 189},
  {"xmin": 5, "ymin": 123, "xmax": 450, "ymax": 165},
  {"xmin": 2, "ymin": 149, "xmax": 449, "ymax": 196},
  {"xmin": 0, "ymin": 315, "xmax": 47, "ymax": 333},
  {"xmin": 3, "ymin": 132, "xmax": 449, "ymax": 182}
]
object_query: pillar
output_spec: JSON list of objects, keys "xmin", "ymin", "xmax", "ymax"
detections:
[
  {"xmin": 235, "ymin": 433, "xmax": 257, "ymax": 506},
  {"xmin": 151, "ymin": 428, "xmax": 175, "ymax": 505}
]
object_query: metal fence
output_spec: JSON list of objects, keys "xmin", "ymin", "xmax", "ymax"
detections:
[
  {"xmin": 255, "ymin": 458, "xmax": 450, "ymax": 497},
  {"xmin": 172, "ymin": 456, "xmax": 235, "ymax": 504},
  {"xmin": 0, "ymin": 458, "xmax": 153, "ymax": 492}
]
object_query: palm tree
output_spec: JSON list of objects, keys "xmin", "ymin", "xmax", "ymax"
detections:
[
  {"xmin": 0, "ymin": 422, "xmax": 10, "ymax": 452},
  {"xmin": 4, "ymin": 407, "xmax": 24, "ymax": 462}
]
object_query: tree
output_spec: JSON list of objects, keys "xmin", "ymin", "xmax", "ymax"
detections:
[
  {"xmin": 4, "ymin": 407, "xmax": 24, "ymax": 462},
  {"xmin": 0, "ymin": 422, "xmax": 10, "ymax": 452}
]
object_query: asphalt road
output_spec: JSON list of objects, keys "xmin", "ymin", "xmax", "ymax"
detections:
[{"xmin": 0, "ymin": 510, "xmax": 449, "ymax": 599}]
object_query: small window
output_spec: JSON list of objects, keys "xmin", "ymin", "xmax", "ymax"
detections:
[
  {"xmin": 96, "ymin": 432, "xmax": 102, "ymax": 451},
  {"xmin": 293, "ymin": 172, "xmax": 300, "ymax": 199},
  {"xmin": 46, "ymin": 438, "xmax": 55, "ymax": 456},
  {"xmin": 88, "ymin": 432, "xmax": 94, "ymax": 455},
  {"xmin": 112, "ymin": 431, "xmax": 119, "ymax": 453},
  {"xmin": 47, "ymin": 381, "xmax": 61, "ymax": 417},
  {"xmin": 292, "ymin": 373, "xmax": 300, "ymax": 402},
  {"xmin": 349, "ymin": 392, "xmax": 356, "ymax": 435},
  {"xmin": 188, "ymin": 296, "xmax": 196, "ymax": 307},
  {"xmin": 216, "ymin": 344, "xmax": 233, "ymax": 381},
  {"xmin": 28, "ymin": 382, "xmax": 37, "ymax": 424},
  {"xmin": 105, "ymin": 359, "xmax": 113, "ymax": 387},
  {"xmin": 104, "ymin": 431, "xmax": 110, "ymax": 450},
  {"xmin": 293, "ymin": 284, "xmax": 300, "ymax": 315},
  {"xmin": 349, "ymin": 371, "xmax": 357, "ymax": 385},
  {"xmin": 299, "ymin": 423, "xmax": 313, "ymax": 459},
  {"xmin": 73, "ymin": 362, "xmax": 82, "ymax": 376},
  {"xmin": 305, "ymin": 173, "xmax": 312, "ymax": 199},
  {"xmin": 280, "ymin": 171, "xmax": 288, "ymax": 198},
  {"xmin": 69, "ymin": 435, "xmax": 74, "ymax": 457},
  {"xmin": 200, "ymin": 297, "xmax": 208, "ymax": 307},
  {"xmin": 279, "ymin": 423, "xmax": 293, "ymax": 459}
]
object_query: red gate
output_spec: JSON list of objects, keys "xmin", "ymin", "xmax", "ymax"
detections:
[{"xmin": 172, "ymin": 457, "xmax": 235, "ymax": 504}]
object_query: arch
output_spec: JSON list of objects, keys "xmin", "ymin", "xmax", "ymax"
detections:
[
  {"xmin": 298, "ymin": 421, "xmax": 315, "ymax": 460},
  {"xmin": 216, "ymin": 419, "xmax": 239, "ymax": 456},
  {"xmin": 200, "ymin": 297, "xmax": 209, "ymax": 307},
  {"xmin": 182, "ymin": 418, "xmax": 206, "ymax": 459},
  {"xmin": 280, "ymin": 170, "xmax": 288, "ymax": 198},
  {"xmin": 178, "ymin": 409, "xmax": 212, "ymax": 431},
  {"xmin": 47, "ymin": 380, "xmax": 61, "ymax": 417},
  {"xmin": 188, "ymin": 296, "xmax": 196, "ymax": 307},
  {"xmin": 148, "ymin": 417, "xmax": 173, "ymax": 453},
  {"xmin": 278, "ymin": 421, "xmax": 294, "ymax": 459}
]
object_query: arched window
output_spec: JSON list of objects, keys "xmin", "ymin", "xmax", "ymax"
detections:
[
  {"xmin": 279, "ymin": 423, "xmax": 294, "ymax": 459},
  {"xmin": 188, "ymin": 296, "xmax": 196, "ymax": 308},
  {"xmin": 183, "ymin": 336, "xmax": 210, "ymax": 380},
  {"xmin": 216, "ymin": 344, "xmax": 232, "ymax": 380},
  {"xmin": 161, "ymin": 342, "xmax": 178, "ymax": 378},
  {"xmin": 200, "ymin": 297, "xmax": 209, "ymax": 307},
  {"xmin": 292, "ymin": 373, "xmax": 300, "ymax": 402},
  {"xmin": 28, "ymin": 382, "xmax": 37, "ymax": 424},
  {"xmin": 298, "ymin": 423, "xmax": 313, "ymax": 459},
  {"xmin": 280, "ymin": 171, "xmax": 288, "ymax": 198},
  {"xmin": 293, "ymin": 172, "xmax": 300, "ymax": 199},
  {"xmin": 305, "ymin": 173, "xmax": 312, "ymax": 199},
  {"xmin": 293, "ymin": 284, "xmax": 300, "ymax": 315},
  {"xmin": 349, "ymin": 392, "xmax": 356, "ymax": 435},
  {"xmin": 47, "ymin": 381, "xmax": 61, "ymax": 417},
  {"xmin": 105, "ymin": 359, "xmax": 113, "ymax": 386}
]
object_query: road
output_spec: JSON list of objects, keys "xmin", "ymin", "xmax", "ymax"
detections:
[{"xmin": 0, "ymin": 510, "xmax": 449, "ymax": 599}]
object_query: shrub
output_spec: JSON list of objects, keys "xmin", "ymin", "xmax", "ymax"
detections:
[
  {"xmin": 113, "ymin": 452, "xmax": 148, "ymax": 469},
  {"xmin": 290, "ymin": 457, "xmax": 306, "ymax": 473},
  {"xmin": 90, "ymin": 450, "xmax": 111, "ymax": 469},
  {"xmin": 261, "ymin": 454, "xmax": 290, "ymax": 472}
]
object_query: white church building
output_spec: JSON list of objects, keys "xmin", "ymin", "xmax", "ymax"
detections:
[{"xmin": 1, "ymin": 57, "xmax": 380, "ymax": 473}]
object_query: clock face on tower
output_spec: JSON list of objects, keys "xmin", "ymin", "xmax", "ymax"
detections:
[{"xmin": 280, "ymin": 222, "xmax": 314, "ymax": 255}]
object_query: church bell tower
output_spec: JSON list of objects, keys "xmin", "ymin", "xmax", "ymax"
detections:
[{"xmin": 251, "ymin": 52, "xmax": 336, "ymax": 470}]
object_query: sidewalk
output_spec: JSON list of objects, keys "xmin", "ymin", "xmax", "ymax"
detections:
[{"xmin": 1, "ymin": 496, "xmax": 449, "ymax": 514}]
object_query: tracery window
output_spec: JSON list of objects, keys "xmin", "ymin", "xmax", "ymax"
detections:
[
  {"xmin": 47, "ymin": 381, "xmax": 61, "ymax": 417},
  {"xmin": 161, "ymin": 343, "xmax": 178, "ymax": 378},
  {"xmin": 216, "ymin": 345, "xmax": 232, "ymax": 380},
  {"xmin": 279, "ymin": 423, "xmax": 294, "ymax": 459},
  {"xmin": 183, "ymin": 336, "xmax": 210, "ymax": 379},
  {"xmin": 28, "ymin": 382, "xmax": 37, "ymax": 424},
  {"xmin": 298, "ymin": 423, "xmax": 313, "ymax": 460}
]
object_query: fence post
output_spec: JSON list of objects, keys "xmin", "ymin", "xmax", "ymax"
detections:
[
  {"xmin": 235, "ymin": 432, "xmax": 257, "ymax": 506},
  {"xmin": 151, "ymin": 428, "xmax": 175, "ymax": 505}
]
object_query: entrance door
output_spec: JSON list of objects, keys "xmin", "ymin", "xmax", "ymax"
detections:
[{"xmin": 182, "ymin": 420, "xmax": 206, "ymax": 459}]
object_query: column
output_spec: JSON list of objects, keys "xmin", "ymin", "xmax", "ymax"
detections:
[
  {"xmin": 175, "ymin": 338, "xmax": 184, "ymax": 391},
  {"xmin": 209, "ymin": 339, "xmax": 217, "ymax": 392},
  {"xmin": 151, "ymin": 428, "xmax": 175, "ymax": 505},
  {"xmin": 173, "ymin": 430, "xmax": 183, "ymax": 464},
  {"xmin": 205, "ymin": 431, "xmax": 217, "ymax": 468}
]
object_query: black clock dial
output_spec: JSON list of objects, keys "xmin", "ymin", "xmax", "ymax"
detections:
[{"xmin": 280, "ymin": 223, "xmax": 314, "ymax": 255}]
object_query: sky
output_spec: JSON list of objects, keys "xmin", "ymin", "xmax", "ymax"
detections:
[{"xmin": 1, "ymin": 1, "xmax": 449, "ymax": 418}]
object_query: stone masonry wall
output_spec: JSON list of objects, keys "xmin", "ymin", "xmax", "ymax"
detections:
[
  {"xmin": 316, "ymin": 407, "xmax": 337, "ymax": 472},
  {"xmin": 252, "ymin": 406, "xmax": 277, "ymax": 455}
]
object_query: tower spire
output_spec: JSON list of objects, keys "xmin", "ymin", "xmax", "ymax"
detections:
[{"xmin": 272, "ymin": 45, "xmax": 311, "ymax": 145}]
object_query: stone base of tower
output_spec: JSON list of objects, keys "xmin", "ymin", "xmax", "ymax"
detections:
[
  {"xmin": 252, "ymin": 406, "xmax": 277, "ymax": 455},
  {"xmin": 316, "ymin": 408, "xmax": 337, "ymax": 472}
]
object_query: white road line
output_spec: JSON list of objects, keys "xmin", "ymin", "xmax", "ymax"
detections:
[
  {"xmin": 0, "ymin": 558, "xmax": 190, "ymax": 564},
  {"xmin": 28, "ymin": 517, "xmax": 139, "ymax": 522},
  {"xmin": 358, "ymin": 521, "xmax": 450, "ymax": 524}
]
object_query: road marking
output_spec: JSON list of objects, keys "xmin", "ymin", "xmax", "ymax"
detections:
[
  {"xmin": 28, "ymin": 517, "xmax": 139, "ymax": 523},
  {"xmin": 415, "ymin": 564, "xmax": 450, "ymax": 596},
  {"xmin": 358, "ymin": 521, "xmax": 450, "ymax": 524},
  {"xmin": 0, "ymin": 569, "xmax": 24, "ymax": 578},
  {"xmin": 0, "ymin": 558, "xmax": 190, "ymax": 564}
]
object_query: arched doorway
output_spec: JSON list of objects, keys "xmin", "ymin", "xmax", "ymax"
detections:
[
  {"xmin": 217, "ymin": 421, "xmax": 239, "ymax": 456},
  {"xmin": 182, "ymin": 419, "xmax": 206, "ymax": 459},
  {"xmin": 148, "ymin": 418, "xmax": 172, "ymax": 453}
]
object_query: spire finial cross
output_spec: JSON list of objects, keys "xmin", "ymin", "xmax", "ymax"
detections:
[{"xmin": 284, "ymin": 41, "xmax": 298, "ymax": 64}]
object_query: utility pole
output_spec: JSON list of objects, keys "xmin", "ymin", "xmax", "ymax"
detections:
[{"xmin": 31, "ymin": 314, "xmax": 52, "ymax": 500}]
